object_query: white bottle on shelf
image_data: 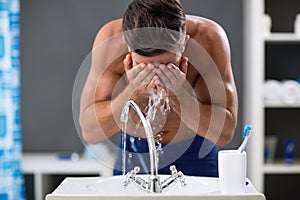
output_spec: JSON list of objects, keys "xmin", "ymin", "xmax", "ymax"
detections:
[
  {"xmin": 263, "ymin": 14, "xmax": 272, "ymax": 36},
  {"xmin": 295, "ymin": 14, "xmax": 300, "ymax": 36}
]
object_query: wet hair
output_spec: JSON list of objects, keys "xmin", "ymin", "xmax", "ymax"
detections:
[{"xmin": 122, "ymin": 0, "xmax": 186, "ymax": 56}]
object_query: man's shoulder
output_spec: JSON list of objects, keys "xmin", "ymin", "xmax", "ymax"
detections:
[
  {"xmin": 186, "ymin": 15, "xmax": 229, "ymax": 56},
  {"xmin": 186, "ymin": 15, "xmax": 226, "ymax": 44},
  {"xmin": 101, "ymin": 19, "xmax": 123, "ymax": 34},
  {"xmin": 93, "ymin": 18, "xmax": 123, "ymax": 46},
  {"xmin": 92, "ymin": 19, "xmax": 127, "ymax": 75}
]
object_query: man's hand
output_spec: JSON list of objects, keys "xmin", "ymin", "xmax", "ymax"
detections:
[
  {"xmin": 154, "ymin": 57, "xmax": 189, "ymax": 95},
  {"xmin": 124, "ymin": 54, "xmax": 158, "ymax": 98}
]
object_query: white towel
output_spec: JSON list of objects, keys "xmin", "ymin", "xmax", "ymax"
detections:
[
  {"xmin": 281, "ymin": 80, "xmax": 300, "ymax": 104},
  {"xmin": 263, "ymin": 80, "xmax": 283, "ymax": 104}
]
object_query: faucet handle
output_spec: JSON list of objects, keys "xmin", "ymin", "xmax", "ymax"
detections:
[
  {"xmin": 169, "ymin": 165, "xmax": 177, "ymax": 175},
  {"xmin": 177, "ymin": 171, "xmax": 187, "ymax": 186},
  {"xmin": 133, "ymin": 166, "xmax": 140, "ymax": 174},
  {"xmin": 123, "ymin": 166, "xmax": 141, "ymax": 186},
  {"xmin": 169, "ymin": 165, "xmax": 187, "ymax": 186}
]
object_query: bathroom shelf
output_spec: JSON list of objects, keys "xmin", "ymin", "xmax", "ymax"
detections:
[
  {"xmin": 264, "ymin": 33, "xmax": 300, "ymax": 42},
  {"xmin": 264, "ymin": 102, "xmax": 300, "ymax": 108},
  {"xmin": 22, "ymin": 152, "xmax": 113, "ymax": 175},
  {"xmin": 264, "ymin": 160, "xmax": 300, "ymax": 174},
  {"xmin": 244, "ymin": 0, "xmax": 300, "ymax": 194},
  {"xmin": 22, "ymin": 153, "xmax": 114, "ymax": 200}
]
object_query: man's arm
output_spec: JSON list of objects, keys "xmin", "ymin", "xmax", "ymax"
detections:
[
  {"xmin": 186, "ymin": 19, "xmax": 238, "ymax": 146},
  {"xmin": 165, "ymin": 18, "xmax": 238, "ymax": 146},
  {"xmin": 80, "ymin": 20, "xmax": 159, "ymax": 144},
  {"xmin": 79, "ymin": 20, "xmax": 130, "ymax": 144}
]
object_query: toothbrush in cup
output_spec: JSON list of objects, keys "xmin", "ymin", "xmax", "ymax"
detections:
[{"xmin": 238, "ymin": 125, "xmax": 252, "ymax": 153}]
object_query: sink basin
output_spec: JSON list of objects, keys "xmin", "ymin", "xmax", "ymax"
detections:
[{"xmin": 46, "ymin": 175, "xmax": 265, "ymax": 200}]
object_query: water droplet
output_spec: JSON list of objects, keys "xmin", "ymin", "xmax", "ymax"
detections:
[
  {"xmin": 130, "ymin": 136, "xmax": 135, "ymax": 143},
  {"xmin": 127, "ymin": 153, "xmax": 132, "ymax": 165}
]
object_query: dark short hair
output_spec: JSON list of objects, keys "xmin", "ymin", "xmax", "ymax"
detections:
[{"xmin": 122, "ymin": 0, "xmax": 186, "ymax": 56}]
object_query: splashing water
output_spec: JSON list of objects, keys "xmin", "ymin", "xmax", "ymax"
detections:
[
  {"xmin": 145, "ymin": 89, "xmax": 170, "ymax": 159},
  {"xmin": 121, "ymin": 89, "xmax": 170, "ymax": 174},
  {"xmin": 145, "ymin": 90, "xmax": 170, "ymax": 122}
]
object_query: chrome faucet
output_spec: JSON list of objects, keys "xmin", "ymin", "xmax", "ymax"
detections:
[{"xmin": 120, "ymin": 100, "xmax": 186, "ymax": 193}]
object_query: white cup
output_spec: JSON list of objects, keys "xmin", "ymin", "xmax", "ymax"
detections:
[{"xmin": 218, "ymin": 150, "xmax": 247, "ymax": 194}]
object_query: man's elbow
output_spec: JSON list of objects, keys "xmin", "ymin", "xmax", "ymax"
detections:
[
  {"xmin": 79, "ymin": 112, "xmax": 101, "ymax": 144},
  {"xmin": 81, "ymin": 129, "xmax": 102, "ymax": 145},
  {"xmin": 216, "ymin": 115, "xmax": 237, "ymax": 146},
  {"xmin": 79, "ymin": 123, "xmax": 94, "ymax": 145},
  {"xmin": 79, "ymin": 111, "xmax": 118, "ymax": 144},
  {"xmin": 216, "ymin": 129, "xmax": 234, "ymax": 146}
]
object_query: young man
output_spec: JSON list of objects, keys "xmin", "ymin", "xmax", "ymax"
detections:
[{"xmin": 80, "ymin": 0, "xmax": 238, "ymax": 177}]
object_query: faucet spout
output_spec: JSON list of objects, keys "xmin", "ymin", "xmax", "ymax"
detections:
[
  {"xmin": 121, "ymin": 100, "xmax": 186, "ymax": 193},
  {"xmin": 121, "ymin": 100, "xmax": 161, "ymax": 193}
]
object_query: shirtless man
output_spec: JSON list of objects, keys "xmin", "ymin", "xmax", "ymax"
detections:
[{"xmin": 80, "ymin": 0, "xmax": 238, "ymax": 177}]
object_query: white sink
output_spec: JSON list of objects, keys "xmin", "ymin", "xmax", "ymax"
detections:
[{"xmin": 46, "ymin": 175, "xmax": 265, "ymax": 200}]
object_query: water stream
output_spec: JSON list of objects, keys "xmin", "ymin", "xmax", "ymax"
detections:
[
  {"xmin": 121, "ymin": 89, "xmax": 170, "ymax": 174},
  {"xmin": 121, "ymin": 122, "xmax": 127, "ymax": 175}
]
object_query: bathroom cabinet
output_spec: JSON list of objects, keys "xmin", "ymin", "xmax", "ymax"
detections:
[
  {"xmin": 22, "ymin": 153, "xmax": 113, "ymax": 200},
  {"xmin": 244, "ymin": 0, "xmax": 300, "ymax": 199}
]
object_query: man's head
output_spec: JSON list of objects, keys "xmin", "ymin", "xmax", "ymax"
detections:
[{"xmin": 122, "ymin": 0, "xmax": 186, "ymax": 57}]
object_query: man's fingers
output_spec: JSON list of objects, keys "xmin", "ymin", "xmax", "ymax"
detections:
[
  {"xmin": 141, "ymin": 66, "xmax": 156, "ymax": 85},
  {"xmin": 123, "ymin": 54, "xmax": 132, "ymax": 73},
  {"xmin": 180, "ymin": 57, "xmax": 189, "ymax": 74},
  {"xmin": 156, "ymin": 65, "xmax": 171, "ymax": 88},
  {"xmin": 167, "ymin": 63, "xmax": 186, "ymax": 80},
  {"xmin": 126, "ymin": 63, "xmax": 157, "ymax": 88},
  {"xmin": 146, "ymin": 75, "xmax": 159, "ymax": 94}
]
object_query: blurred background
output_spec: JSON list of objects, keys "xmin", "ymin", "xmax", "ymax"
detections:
[
  {"xmin": 20, "ymin": 0, "xmax": 244, "ymax": 153},
  {"xmin": 0, "ymin": 0, "xmax": 299, "ymax": 199},
  {"xmin": 19, "ymin": 1, "xmax": 243, "ymax": 199}
]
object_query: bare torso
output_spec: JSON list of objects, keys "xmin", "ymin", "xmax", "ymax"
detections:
[{"xmin": 80, "ymin": 15, "xmax": 238, "ymax": 145}]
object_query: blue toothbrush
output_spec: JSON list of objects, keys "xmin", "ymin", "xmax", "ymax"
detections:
[{"xmin": 238, "ymin": 125, "xmax": 252, "ymax": 153}]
